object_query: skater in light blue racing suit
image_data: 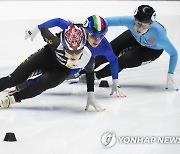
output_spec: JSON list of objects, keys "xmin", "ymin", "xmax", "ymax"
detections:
[{"xmin": 94, "ymin": 5, "xmax": 178, "ymax": 91}]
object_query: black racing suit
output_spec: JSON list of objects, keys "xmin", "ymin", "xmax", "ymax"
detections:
[
  {"xmin": 95, "ymin": 30, "xmax": 163, "ymax": 79},
  {"xmin": 0, "ymin": 27, "xmax": 72, "ymax": 101},
  {"xmin": 13, "ymin": 32, "xmax": 95, "ymax": 95}
]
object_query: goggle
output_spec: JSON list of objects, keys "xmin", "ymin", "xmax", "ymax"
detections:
[
  {"xmin": 89, "ymin": 33, "xmax": 105, "ymax": 40},
  {"xmin": 65, "ymin": 48, "xmax": 83, "ymax": 55},
  {"xmin": 134, "ymin": 20, "xmax": 151, "ymax": 29}
]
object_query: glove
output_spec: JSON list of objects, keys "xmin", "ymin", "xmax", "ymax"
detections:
[
  {"xmin": 166, "ymin": 73, "xmax": 178, "ymax": 91},
  {"xmin": 85, "ymin": 92, "xmax": 105, "ymax": 112},
  {"xmin": 25, "ymin": 26, "xmax": 39, "ymax": 41},
  {"xmin": 110, "ymin": 79, "xmax": 126, "ymax": 97}
]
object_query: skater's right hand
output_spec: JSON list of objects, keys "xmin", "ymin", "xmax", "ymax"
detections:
[
  {"xmin": 25, "ymin": 26, "xmax": 39, "ymax": 41},
  {"xmin": 85, "ymin": 92, "xmax": 105, "ymax": 112}
]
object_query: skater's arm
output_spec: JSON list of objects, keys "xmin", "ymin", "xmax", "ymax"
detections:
[
  {"xmin": 158, "ymin": 35, "xmax": 178, "ymax": 74},
  {"xmin": 25, "ymin": 18, "xmax": 71, "ymax": 41},
  {"xmin": 84, "ymin": 56, "xmax": 95, "ymax": 92},
  {"xmin": 40, "ymin": 26, "xmax": 60, "ymax": 50},
  {"xmin": 38, "ymin": 18, "xmax": 71, "ymax": 30},
  {"xmin": 105, "ymin": 16, "xmax": 133, "ymax": 27},
  {"xmin": 101, "ymin": 38, "xmax": 119, "ymax": 79}
]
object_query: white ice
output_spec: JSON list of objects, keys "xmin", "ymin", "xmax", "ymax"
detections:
[{"xmin": 0, "ymin": 1, "xmax": 180, "ymax": 154}]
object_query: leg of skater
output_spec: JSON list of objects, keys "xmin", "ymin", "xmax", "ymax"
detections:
[
  {"xmin": 0, "ymin": 67, "xmax": 71, "ymax": 108},
  {"xmin": 0, "ymin": 48, "xmax": 50, "ymax": 92},
  {"xmin": 96, "ymin": 46, "xmax": 163, "ymax": 79}
]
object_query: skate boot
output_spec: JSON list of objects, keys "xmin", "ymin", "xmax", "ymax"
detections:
[
  {"xmin": 8, "ymin": 89, "xmax": 18, "ymax": 95},
  {"xmin": 0, "ymin": 95, "xmax": 16, "ymax": 108}
]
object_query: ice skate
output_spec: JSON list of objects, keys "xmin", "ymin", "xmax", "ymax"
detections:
[
  {"xmin": 0, "ymin": 95, "xmax": 16, "ymax": 108},
  {"xmin": 8, "ymin": 89, "xmax": 18, "ymax": 95}
]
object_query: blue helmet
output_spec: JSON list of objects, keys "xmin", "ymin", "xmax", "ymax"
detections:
[
  {"xmin": 83, "ymin": 15, "xmax": 108, "ymax": 39},
  {"xmin": 134, "ymin": 5, "xmax": 156, "ymax": 23},
  {"xmin": 61, "ymin": 24, "xmax": 86, "ymax": 54}
]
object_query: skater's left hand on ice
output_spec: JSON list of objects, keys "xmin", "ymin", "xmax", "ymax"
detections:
[
  {"xmin": 25, "ymin": 26, "xmax": 39, "ymax": 41},
  {"xmin": 110, "ymin": 79, "xmax": 126, "ymax": 98},
  {"xmin": 85, "ymin": 92, "xmax": 105, "ymax": 112},
  {"xmin": 166, "ymin": 73, "xmax": 178, "ymax": 91}
]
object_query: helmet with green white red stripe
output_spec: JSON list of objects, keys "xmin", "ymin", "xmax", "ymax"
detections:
[{"xmin": 83, "ymin": 15, "xmax": 108, "ymax": 39}]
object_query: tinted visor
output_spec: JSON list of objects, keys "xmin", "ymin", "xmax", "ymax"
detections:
[
  {"xmin": 89, "ymin": 33, "xmax": 105, "ymax": 40},
  {"xmin": 65, "ymin": 47, "xmax": 84, "ymax": 55},
  {"xmin": 134, "ymin": 20, "xmax": 151, "ymax": 29}
]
